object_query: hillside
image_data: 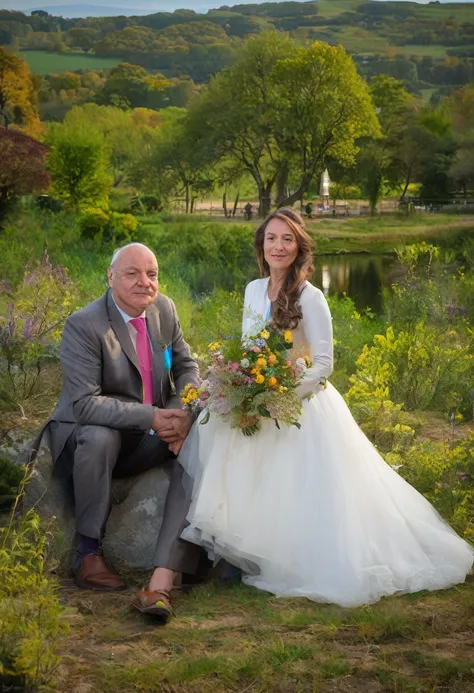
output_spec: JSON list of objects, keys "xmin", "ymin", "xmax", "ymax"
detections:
[{"xmin": 1, "ymin": 1, "xmax": 474, "ymax": 107}]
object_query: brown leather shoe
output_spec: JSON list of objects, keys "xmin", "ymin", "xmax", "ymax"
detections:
[
  {"xmin": 131, "ymin": 590, "xmax": 173, "ymax": 623},
  {"xmin": 73, "ymin": 553, "xmax": 126, "ymax": 591}
]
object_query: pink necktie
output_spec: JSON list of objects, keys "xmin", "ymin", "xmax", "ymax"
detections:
[{"xmin": 130, "ymin": 317, "xmax": 154, "ymax": 405}]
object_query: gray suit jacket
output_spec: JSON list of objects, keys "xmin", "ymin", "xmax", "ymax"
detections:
[{"xmin": 44, "ymin": 289, "xmax": 200, "ymax": 461}]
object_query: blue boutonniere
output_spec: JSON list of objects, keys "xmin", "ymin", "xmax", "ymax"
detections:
[{"xmin": 162, "ymin": 343, "xmax": 176, "ymax": 395}]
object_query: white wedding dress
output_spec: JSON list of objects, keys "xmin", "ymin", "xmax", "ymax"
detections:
[{"xmin": 179, "ymin": 278, "xmax": 473, "ymax": 606}]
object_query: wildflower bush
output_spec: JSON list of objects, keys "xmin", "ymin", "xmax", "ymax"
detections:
[
  {"xmin": 0, "ymin": 253, "xmax": 76, "ymax": 421},
  {"xmin": 386, "ymin": 434, "xmax": 474, "ymax": 543},
  {"xmin": 0, "ymin": 470, "xmax": 68, "ymax": 690}
]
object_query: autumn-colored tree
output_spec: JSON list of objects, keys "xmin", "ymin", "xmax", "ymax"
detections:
[
  {"xmin": 0, "ymin": 126, "xmax": 50, "ymax": 225},
  {"xmin": 0, "ymin": 47, "xmax": 41, "ymax": 136}
]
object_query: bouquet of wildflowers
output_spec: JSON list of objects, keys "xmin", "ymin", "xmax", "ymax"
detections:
[{"xmin": 181, "ymin": 324, "xmax": 309, "ymax": 436}]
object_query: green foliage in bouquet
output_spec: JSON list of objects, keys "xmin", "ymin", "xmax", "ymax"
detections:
[
  {"xmin": 182, "ymin": 324, "xmax": 306, "ymax": 436},
  {"xmin": 0, "ymin": 469, "xmax": 69, "ymax": 690}
]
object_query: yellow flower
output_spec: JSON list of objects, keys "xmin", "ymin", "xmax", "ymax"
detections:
[
  {"xmin": 257, "ymin": 357, "xmax": 267, "ymax": 368},
  {"xmin": 279, "ymin": 385, "xmax": 284, "ymax": 393},
  {"xmin": 284, "ymin": 330, "xmax": 293, "ymax": 343},
  {"xmin": 182, "ymin": 397, "xmax": 190, "ymax": 405},
  {"xmin": 268, "ymin": 376, "xmax": 277, "ymax": 387},
  {"xmin": 251, "ymin": 367, "xmax": 259, "ymax": 375},
  {"xmin": 255, "ymin": 374, "xmax": 265, "ymax": 384},
  {"xmin": 208, "ymin": 341, "xmax": 221, "ymax": 352},
  {"xmin": 260, "ymin": 329, "xmax": 270, "ymax": 339},
  {"xmin": 268, "ymin": 353, "xmax": 277, "ymax": 365},
  {"xmin": 187, "ymin": 388, "xmax": 198, "ymax": 401}
]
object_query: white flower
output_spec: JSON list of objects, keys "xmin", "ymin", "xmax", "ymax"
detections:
[
  {"xmin": 294, "ymin": 357, "xmax": 307, "ymax": 377},
  {"xmin": 240, "ymin": 358, "xmax": 250, "ymax": 368}
]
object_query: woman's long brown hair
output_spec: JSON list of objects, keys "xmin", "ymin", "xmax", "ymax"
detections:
[{"xmin": 255, "ymin": 207, "xmax": 314, "ymax": 330}]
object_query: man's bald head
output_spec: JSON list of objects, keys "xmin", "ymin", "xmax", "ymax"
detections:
[{"xmin": 107, "ymin": 243, "xmax": 159, "ymax": 317}]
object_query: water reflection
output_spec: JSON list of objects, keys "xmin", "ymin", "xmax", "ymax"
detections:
[{"xmin": 313, "ymin": 254, "xmax": 399, "ymax": 313}]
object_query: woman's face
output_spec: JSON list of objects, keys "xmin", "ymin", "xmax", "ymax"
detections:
[{"xmin": 263, "ymin": 217, "xmax": 299, "ymax": 272}]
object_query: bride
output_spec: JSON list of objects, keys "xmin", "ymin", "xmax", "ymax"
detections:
[{"xmin": 178, "ymin": 207, "xmax": 473, "ymax": 607}]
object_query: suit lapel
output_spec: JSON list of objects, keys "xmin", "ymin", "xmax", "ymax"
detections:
[
  {"xmin": 106, "ymin": 290, "xmax": 140, "ymax": 373},
  {"xmin": 145, "ymin": 302, "xmax": 165, "ymax": 405}
]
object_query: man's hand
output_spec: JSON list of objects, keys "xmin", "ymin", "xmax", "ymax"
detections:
[
  {"xmin": 168, "ymin": 438, "xmax": 185, "ymax": 456},
  {"xmin": 151, "ymin": 408, "xmax": 188, "ymax": 443}
]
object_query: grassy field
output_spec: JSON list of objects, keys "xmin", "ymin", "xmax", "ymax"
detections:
[
  {"xmin": 55, "ymin": 573, "xmax": 474, "ymax": 693},
  {"xmin": 21, "ymin": 50, "xmax": 122, "ymax": 75}
]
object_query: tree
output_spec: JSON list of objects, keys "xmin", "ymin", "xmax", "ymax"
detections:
[
  {"xmin": 187, "ymin": 34, "xmax": 378, "ymax": 216},
  {"xmin": 0, "ymin": 47, "xmax": 41, "ymax": 135},
  {"xmin": 0, "ymin": 127, "xmax": 50, "ymax": 225},
  {"xmin": 129, "ymin": 108, "xmax": 214, "ymax": 213},
  {"xmin": 98, "ymin": 62, "xmax": 170, "ymax": 110},
  {"xmin": 355, "ymin": 75, "xmax": 412, "ymax": 213},
  {"xmin": 46, "ymin": 123, "xmax": 111, "ymax": 210},
  {"xmin": 447, "ymin": 86, "xmax": 474, "ymax": 196},
  {"xmin": 273, "ymin": 42, "xmax": 379, "ymax": 207}
]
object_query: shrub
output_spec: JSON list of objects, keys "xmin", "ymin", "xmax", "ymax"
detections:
[
  {"xmin": 347, "ymin": 324, "xmax": 473, "ymax": 413},
  {"xmin": 78, "ymin": 208, "xmax": 138, "ymax": 243},
  {"xmin": 387, "ymin": 434, "xmax": 474, "ymax": 542},
  {"xmin": 0, "ymin": 252, "xmax": 76, "ymax": 420},
  {"xmin": 0, "ymin": 456, "xmax": 23, "ymax": 506},
  {"xmin": 0, "ymin": 471, "xmax": 68, "ymax": 689}
]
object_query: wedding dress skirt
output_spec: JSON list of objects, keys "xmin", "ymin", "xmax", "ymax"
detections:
[{"xmin": 179, "ymin": 382, "xmax": 474, "ymax": 607}]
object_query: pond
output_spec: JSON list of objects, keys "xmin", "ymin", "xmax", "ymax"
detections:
[{"xmin": 313, "ymin": 253, "xmax": 401, "ymax": 313}]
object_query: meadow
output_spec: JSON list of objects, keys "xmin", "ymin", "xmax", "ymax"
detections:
[{"xmin": 21, "ymin": 50, "xmax": 123, "ymax": 75}]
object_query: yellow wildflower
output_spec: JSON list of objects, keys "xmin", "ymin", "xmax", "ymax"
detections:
[
  {"xmin": 208, "ymin": 341, "xmax": 221, "ymax": 352},
  {"xmin": 255, "ymin": 374, "xmax": 265, "ymax": 384},
  {"xmin": 257, "ymin": 357, "xmax": 267, "ymax": 368},
  {"xmin": 260, "ymin": 329, "xmax": 270, "ymax": 339},
  {"xmin": 268, "ymin": 376, "xmax": 277, "ymax": 387},
  {"xmin": 284, "ymin": 330, "xmax": 293, "ymax": 343},
  {"xmin": 278, "ymin": 385, "xmax": 284, "ymax": 393}
]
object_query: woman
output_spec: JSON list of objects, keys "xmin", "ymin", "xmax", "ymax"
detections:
[{"xmin": 179, "ymin": 208, "xmax": 473, "ymax": 607}]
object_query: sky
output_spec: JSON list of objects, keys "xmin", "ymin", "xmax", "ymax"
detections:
[{"xmin": 2, "ymin": 0, "xmax": 473, "ymax": 17}]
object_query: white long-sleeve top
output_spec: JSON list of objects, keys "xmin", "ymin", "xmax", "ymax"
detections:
[{"xmin": 242, "ymin": 278, "xmax": 333, "ymax": 399}]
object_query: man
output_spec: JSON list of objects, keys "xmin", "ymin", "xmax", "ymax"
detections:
[{"xmin": 48, "ymin": 242, "xmax": 201, "ymax": 622}]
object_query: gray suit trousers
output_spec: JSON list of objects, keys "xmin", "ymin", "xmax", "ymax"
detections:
[{"xmin": 52, "ymin": 422, "xmax": 201, "ymax": 574}]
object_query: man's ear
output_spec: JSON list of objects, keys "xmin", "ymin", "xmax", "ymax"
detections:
[{"xmin": 107, "ymin": 267, "xmax": 113, "ymax": 285}]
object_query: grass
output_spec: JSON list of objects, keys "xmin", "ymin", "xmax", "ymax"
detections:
[
  {"xmin": 21, "ymin": 50, "xmax": 123, "ymax": 75},
  {"xmin": 54, "ymin": 576, "xmax": 474, "ymax": 692}
]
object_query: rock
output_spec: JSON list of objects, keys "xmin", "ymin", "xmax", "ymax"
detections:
[
  {"xmin": 19, "ymin": 431, "xmax": 171, "ymax": 570},
  {"xmin": 0, "ymin": 427, "xmax": 34, "ymax": 463}
]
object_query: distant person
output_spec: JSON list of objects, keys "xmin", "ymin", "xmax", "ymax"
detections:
[
  {"xmin": 244, "ymin": 202, "xmax": 253, "ymax": 221},
  {"xmin": 304, "ymin": 202, "xmax": 313, "ymax": 219}
]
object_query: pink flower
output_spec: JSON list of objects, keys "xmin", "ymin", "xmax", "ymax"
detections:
[
  {"xmin": 229, "ymin": 362, "xmax": 240, "ymax": 371},
  {"xmin": 251, "ymin": 346, "xmax": 261, "ymax": 353}
]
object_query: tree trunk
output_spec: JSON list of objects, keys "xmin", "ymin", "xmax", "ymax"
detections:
[
  {"xmin": 400, "ymin": 166, "xmax": 412, "ymax": 200},
  {"xmin": 190, "ymin": 196, "xmax": 197, "ymax": 214},
  {"xmin": 278, "ymin": 173, "xmax": 313, "ymax": 209},
  {"xmin": 259, "ymin": 182, "xmax": 273, "ymax": 217},
  {"xmin": 185, "ymin": 182, "xmax": 190, "ymax": 214},
  {"xmin": 222, "ymin": 190, "xmax": 228, "ymax": 218},
  {"xmin": 232, "ymin": 190, "xmax": 240, "ymax": 217},
  {"xmin": 275, "ymin": 163, "xmax": 289, "ymax": 207}
]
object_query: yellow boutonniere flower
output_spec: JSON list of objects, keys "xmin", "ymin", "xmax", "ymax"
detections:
[{"xmin": 284, "ymin": 330, "xmax": 293, "ymax": 343}]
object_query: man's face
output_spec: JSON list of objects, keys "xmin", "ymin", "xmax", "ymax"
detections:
[{"xmin": 107, "ymin": 246, "xmax": 159, "ymax": 317}]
